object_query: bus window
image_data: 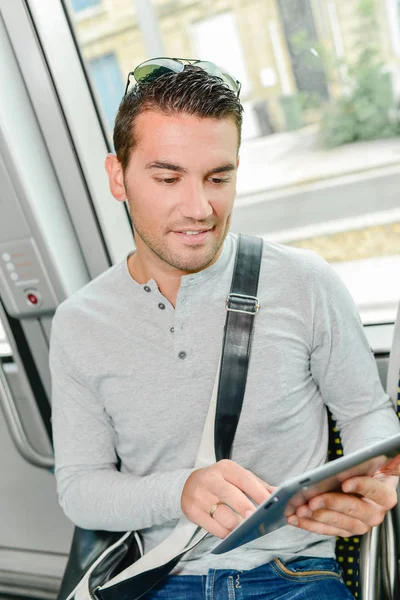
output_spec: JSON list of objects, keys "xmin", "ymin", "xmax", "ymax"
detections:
[{"xmin": 66, "ymin": 0, "xmax": 400, "ymax": 324}]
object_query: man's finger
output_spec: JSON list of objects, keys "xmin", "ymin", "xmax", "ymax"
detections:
[
  {"xmin": 194, "ymin": 485, "xmax": 256, "ymax": 524},
  {"xmin": 287, "ymin": 513, "xmax": 366, "ymax": 537},
  {"xmin": 184, "ymin": 495, "xmax": 232, "ymax": 538},
  {"xmin": 214, "ymin": 481, "xmax": 263, "ymax": 519},
  {"xmin": 255, "ymin": 475, "xmax": 278, "ymax": 494},
  {"xmin": 304, "ymin": 492, "xmax": 384, "ymax": 526},
  {"xmin": 218, "ymin": 459, "xmax": 272, "ymax": 505},
  {"xmin": 208, "ymin": 502, "xmax": 240, "ymax": 532},
  {"xmin": 297, "ymin": 506, "xmax": 370, "ymax": 534},
  {"xmin": 198, "ymin": 515, "xmax": 231, "ymax": 539},
  {"xmin": 341, "ymin": 476, "xmax": 398, "ymax": 510}
]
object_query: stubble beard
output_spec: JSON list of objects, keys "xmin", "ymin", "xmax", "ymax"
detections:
[{"xmin": 132, "ymin": 214, "xmax": 232, "ymax": 273}]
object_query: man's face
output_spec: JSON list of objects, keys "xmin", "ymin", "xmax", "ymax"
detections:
[{"xmin": 120, "ymin": 111, "xmax": 239, "ymax": 273}]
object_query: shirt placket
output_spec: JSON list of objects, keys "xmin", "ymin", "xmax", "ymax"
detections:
[{"xmin": 174, "ymin": 283, "xmax": 194, "ymax": 365}]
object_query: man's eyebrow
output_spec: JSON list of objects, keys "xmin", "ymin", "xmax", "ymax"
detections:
[
  {"xmin": 145, "ymin": 162, "xmax": 237, "ymax": 175},
  {"xmin": 145, "ymin": 161, "xmax": 188, "ymax": 173},
  {"xmin": 206, "ymin": 164, "xmax": 237, "ymax": 176}
]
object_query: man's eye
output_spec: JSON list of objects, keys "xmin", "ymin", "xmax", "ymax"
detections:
[
  {"xmin": 155, "ymin": 177, "xmax": 178, "ymax": 185},
  {"xmin": 209, "ymin": 177, "xmax": 229, "ymax": 184}
]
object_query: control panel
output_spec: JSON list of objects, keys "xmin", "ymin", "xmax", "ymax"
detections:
[{"xmin": 0, "ymin": 237, "xmax": 58, "ymax": 318}]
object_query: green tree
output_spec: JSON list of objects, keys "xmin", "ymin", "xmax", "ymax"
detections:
[{"xmin": 320, "ymin": 0, "xmax": 400, "ymax": 147}]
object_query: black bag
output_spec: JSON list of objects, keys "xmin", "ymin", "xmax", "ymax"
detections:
[
  {"xmin": 57, "ymin": 529, "xmax": 142, "ymax": 599},
  {"xmin": 57, "ymin": 234, "xmax": 263, "ymax": 600}
]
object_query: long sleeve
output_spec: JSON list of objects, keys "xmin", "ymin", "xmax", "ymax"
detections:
[
  {"xmin": 310, "ymin": 256, "xmax": 400, "ymax": 454},
  {"xmin": 50, "ymin": 324, "xmax": 195, "ymax": 532}
]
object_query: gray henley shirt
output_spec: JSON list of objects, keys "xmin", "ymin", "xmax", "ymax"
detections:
[{"xmin": 49, "ymin": 233, "xmax": 400, "ymax": 574}]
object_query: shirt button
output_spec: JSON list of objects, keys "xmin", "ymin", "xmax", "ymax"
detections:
[
  {"xmin": 170, "ymin": 327, "xmax": 174, "ymax": 333},
  {"xmin": 144, "ymin": 286, "xmax": 151, "ymax": 292},
  {"xmin": 158, "ymin": 303, "xmax": 166, "ymax": 310},
  {"xmin": 178, "ymin": 351, "xmax": 187, "ymax": 360}
]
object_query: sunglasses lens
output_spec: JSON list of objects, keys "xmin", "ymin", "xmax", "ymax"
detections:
[
  {"xmin": 134, "ymin": 59, "xmax": 184, "ymax": 84},
  {"xmin": 127, "ymin": 58, "xmax": 240, "ymax": 97},
  {"xmin": 195, "ymin": 61, "xmax": 240, "ymax": 94}
]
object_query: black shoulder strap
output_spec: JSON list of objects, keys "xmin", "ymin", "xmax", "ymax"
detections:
[{"xmin": 215, "ymin": 234, "xmax": 263, "ymax": 461}]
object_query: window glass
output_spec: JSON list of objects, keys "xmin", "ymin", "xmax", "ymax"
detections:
[
  {"xmin": 398, "ymin": 0, "xmax": 400, "ymax": 31},
  {"xmin": 70, "ymin": 0, "xmax": 100, "ymax": 12},
  {"xmin": 190, "ymin": 12, "xmax": 252, "ymax": 97},
  {"xmin": 87, "ymin": 53, "xmax": 125, "ymax": 130},
  {"xmin": 67, "ymin": 0, "xmax": 400, "ymax": 324}
]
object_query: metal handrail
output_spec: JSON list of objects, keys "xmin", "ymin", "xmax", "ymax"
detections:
[
  {"xmin": 0, "ymin": 363, "xmax": 54, "ymax": 469},
  {"xmin": 381, "ymin": 507, "xmax": 400, "ymax": 600},
  {"xmin": 360, "ymin": 524, "xmax": 382, "ymax": 600}
]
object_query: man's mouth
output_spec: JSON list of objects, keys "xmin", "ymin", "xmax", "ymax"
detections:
[
  {"xmin": 178, "ymin": 230, "xmax": 210, "ymax": 235},
  {"xmin": 172, "ymin": 227, "xmax": 215, "ymax": 243}
]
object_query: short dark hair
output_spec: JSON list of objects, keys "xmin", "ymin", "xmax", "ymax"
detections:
[{"xmin": 113, "ymin": 65, "xmax": 243, "ymax": 170}]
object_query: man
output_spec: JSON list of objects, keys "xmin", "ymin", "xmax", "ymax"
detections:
[{"xmin": 50, "ymin": 58, "xmax": 399, "ymax": 599}]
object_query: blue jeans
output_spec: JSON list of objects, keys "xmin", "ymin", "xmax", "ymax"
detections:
[{"xmin": 143, "ymin": 557, "xmax": 355, "ymax": 599}]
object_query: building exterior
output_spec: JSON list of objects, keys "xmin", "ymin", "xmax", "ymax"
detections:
[{"xmin": 68, "ymin": 0, "xmax": 400, "ymax": 138}]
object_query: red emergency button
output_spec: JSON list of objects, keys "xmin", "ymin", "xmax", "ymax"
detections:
[{"xmin": 25, "ymin": 290, "xmax": 41, "ymax": 307}]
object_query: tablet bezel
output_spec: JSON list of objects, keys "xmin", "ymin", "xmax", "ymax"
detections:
[{"xmin": 212, "ymin": 432, "xmax": 400, "ymax": 555}]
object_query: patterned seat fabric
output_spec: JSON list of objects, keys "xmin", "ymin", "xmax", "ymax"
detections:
[
  {"xmin": 328, "ymin": 414, "xmax": 361, "ymax": 598},
  {"xmin": 328, "ymin": 377, "xmax": 400, "ymax": 599}
]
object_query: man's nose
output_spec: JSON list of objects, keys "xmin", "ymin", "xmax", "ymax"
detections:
[{"xmin": 179, "ymin": 182, "xmax": 213, "ymax": 221}]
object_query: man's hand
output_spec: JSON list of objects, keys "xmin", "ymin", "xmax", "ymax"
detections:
[
  {"xmin": 181, "ymin": 459, "xmax": 272, "ymax": 538},
  {"xmin": 287, "ymin": 474, "xmax": 399, "ymax": 537}
]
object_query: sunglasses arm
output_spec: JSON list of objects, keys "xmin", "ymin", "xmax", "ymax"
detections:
[{"xmin": 124, "ymin": 72, "xmax": 134, "ymax": 97}]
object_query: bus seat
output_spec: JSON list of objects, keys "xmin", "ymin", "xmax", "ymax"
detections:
[{"xmin": 329, "ymin": 300, "xmax": 400, "ymax": 599}]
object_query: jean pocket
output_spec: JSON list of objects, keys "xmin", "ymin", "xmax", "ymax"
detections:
[{"xmin": 271, "ymin": 557, "xmax": 343, "ymax": 583}]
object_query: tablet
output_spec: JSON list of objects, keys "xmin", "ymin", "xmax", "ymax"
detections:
[{"xmin": 212, "ymin": 432, "xmax": 400, "ymax": 555}]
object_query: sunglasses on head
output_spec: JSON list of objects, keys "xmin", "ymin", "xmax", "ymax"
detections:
[{"xmin": 124, "ymin": 57, "xmax": 241, "ymax": 98}]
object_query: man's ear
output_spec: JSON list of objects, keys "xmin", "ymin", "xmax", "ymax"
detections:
[{"xmin": 105, "ymin": 154, "xmax": 127, "ymax": 202}]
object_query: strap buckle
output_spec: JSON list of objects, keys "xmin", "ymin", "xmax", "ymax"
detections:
[{"xmin": 226, "ymin": 293, "xmax": 260, "ymax": 315}]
